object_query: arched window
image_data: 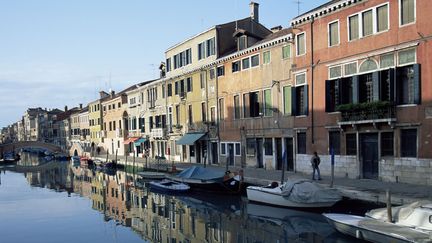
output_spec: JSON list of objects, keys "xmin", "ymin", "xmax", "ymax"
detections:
[{"xmin": 359, "ymin": 59, "xmax": 378, "ymax": 73}]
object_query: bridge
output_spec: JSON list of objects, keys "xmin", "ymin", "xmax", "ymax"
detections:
[{"xmin": 0, "ymin": 141, "xmax": 63, "ymax": 154}]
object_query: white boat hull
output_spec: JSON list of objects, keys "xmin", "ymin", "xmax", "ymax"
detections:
[
  {"xmin": 246, "ymin": 186, "xmax": 337, "ymax": 208},
  {"xmin": 324, "ymin": 213, "xmax": 432, "ymax": 243}
]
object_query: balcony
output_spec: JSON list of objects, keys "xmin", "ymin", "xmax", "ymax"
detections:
[
  {"xmin": 337, "ymin": 101, "xmax": 396, "ymax": 126},
  {"xmin": 151, "ymin": 128, "xmax": 165, "ymax": 139}
]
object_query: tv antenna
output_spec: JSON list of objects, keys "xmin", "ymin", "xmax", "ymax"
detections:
[{"xmin": 294, "ymin": 0, "xmax": 302, "ymax": 15}]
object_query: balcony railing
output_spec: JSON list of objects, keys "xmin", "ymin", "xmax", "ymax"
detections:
[
  {"xmin": 151, "ymin": 128, "xmax": 165, "ymax": 138},
  {"xmin": 338, "ymin": 101, "xmax": 396, "ymax": 123}
]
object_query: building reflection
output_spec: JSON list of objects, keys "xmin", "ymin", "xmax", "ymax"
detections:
[{"xmin": 19, "ymin": 158, "xmax": 351, "ymax": 243}]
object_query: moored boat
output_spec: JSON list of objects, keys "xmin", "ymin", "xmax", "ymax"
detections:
[
  {"xmin": 168, "ymin": 166, "xmax": 243, "ymax": 194},
  {"xmin": 149, "ymin": 179, "xmax": 190, "ymax": 193},
  {"xmin": 323, "ymin": 213, "xmax": 432, "ymax": 243},
  {"xmin": 246, "ymin": 179, "xmax": 341, "ymax": 208}
]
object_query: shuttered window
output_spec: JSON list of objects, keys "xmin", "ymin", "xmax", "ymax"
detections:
[
  {"xmin": 296, "ymin": 33, "xmax": 305, "ymax": 56},
  {"xmin": 263, "ymin": 89, "xmax": 272, "ymax": 116},
  {"xmin": 396, "ymin": 64, "xmax": 421, "ymax": 105},
  {"xmin": 400, "ymin": 129, "xmax": 417, "ymax": 157},
  {"xmin": 283, "ymin": 86, "xmax": 292, "ymax": 115},
  {"xmin": 282, "ymin": 45, "xmax": 291, "ymax": 59},
  {"xmin": 297, "ymin": 132, "xmax": 306, "ymax": 154},
  {"xmin": 381, "ymin": 132, "xmax": 394, "ymax": 156},
  {"xmin": 234, "ymin": 95, "xmax": 240, "ymax": 119},
  {"xmin": 263, "ymin": 51, "xmax": 271, "ymax": 64},
  {"xmin": 346, "ymin": 133, "xmax": 357, "ymax": 155}
]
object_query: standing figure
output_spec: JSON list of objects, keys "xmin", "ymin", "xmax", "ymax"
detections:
[{"xmin": 310, "ymin": 151, "xmax": 321, "ymax": 180}]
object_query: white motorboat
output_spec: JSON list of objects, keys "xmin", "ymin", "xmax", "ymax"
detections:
[
  {"xmin": 323, "ymin": 213, "xmax": 432, "ymax": 243},
  {"xmin": 149, "ymin": 179, "xmax": 190, "ymax": 193},
  {"xmin": 137, "ymin": 171, "xmax": 166, "ymax": 180},
  {"xmin": 246, "ymin": 179, "xmax": 341, "ymax": 208}
]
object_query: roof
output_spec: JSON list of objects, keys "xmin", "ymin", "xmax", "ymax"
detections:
[
  {"xmin": 291, "ymin": 0, "xmax": 364, "ymax": 26},
  {"xmin": 56, "ymin": 107, "xmax": 80, "ymax": 121},
  {"xmin": 254, "ymin": 28, "xmax": 292, "ymax": 46}
]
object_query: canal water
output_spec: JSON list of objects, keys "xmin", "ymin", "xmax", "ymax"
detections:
[{"xmin": 0, "ymin": 153, "xmax": 372, "ymax": 243}]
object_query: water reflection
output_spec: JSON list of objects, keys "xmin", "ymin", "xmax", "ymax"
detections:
[{"xmin": 2, "ymin": 153, "xmax": 360, "ymax": 243}]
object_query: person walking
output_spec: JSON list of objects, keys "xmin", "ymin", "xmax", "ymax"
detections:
[{"xmin": 310, "ymin": 151, "xmax": 321, "ymax": 180}]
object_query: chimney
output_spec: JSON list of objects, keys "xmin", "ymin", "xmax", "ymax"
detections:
[
  {"xmin": 64, "ymin": 106, "xmax": 68, "ymax": 111},
  {"xmin": 79, "ymin": 103, "xmax": 83, "ymax": 109},
  {"xmin": 99, "ymin": 91, "xmax": 108, "ymax": 99},
  {"xmin": 110, "ymin": 89, "xmax": 115, "ymax": 97},
  {"xmin": 250, "ymin": 2, "xmax": 259, "ymax": 23},
  {"xmin": 271, "ymin": 25, "xmax": 283, "ymax": 33}
]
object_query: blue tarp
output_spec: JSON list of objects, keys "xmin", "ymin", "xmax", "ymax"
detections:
[
  {"xmin": 176, "ymin": 133, "xmax": 206, "ymax": 145},
  {"xmin": 134, "ymin": 137, "xmax": 147, "ymax": 146},
  {"xmin": 176, "ymin": 166, "xmax": 224, "ymax": 182}
]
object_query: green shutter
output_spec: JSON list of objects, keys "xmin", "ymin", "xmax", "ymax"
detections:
[
  {"xmin": 283, "ymin": 86, "xmax": 292, "ymax": 115},
  {"xmin": 303, "ymin": 85, "xmax": 309, "ymax": 116},
  {"xmin": 264, "ymin": 90, "xmax": 272, "ymax": 116},
  {"xmin": 325, "ymin": 80, "xmax": 332, "ymax": 112},
  {"xmin": 291, "ymin": 87, "xmax": 297, "ymax": 116}
]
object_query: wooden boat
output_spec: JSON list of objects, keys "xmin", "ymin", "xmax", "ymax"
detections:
[
  {"xmin": 137, "ymin": 171, "xmax": 166, "ymax": 180},
  {"xmin": 323, "ymin": 213, "xmax": 432, "ymax": 243},
  {"xmin": 148, "ymin": 179, "xmax": 190, "ymax": 193},
  {"xmin": 168, "ymin": 166, "xmax": 243, "ymax": 194},
  {"xmin": 246, "ymin": 179, "xmax": 341, "ymax": 208}
]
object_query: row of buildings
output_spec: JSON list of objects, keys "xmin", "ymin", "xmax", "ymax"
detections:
[{"xmin": 3, "ymin": 0, "xmax": 432, "ymax": 186}]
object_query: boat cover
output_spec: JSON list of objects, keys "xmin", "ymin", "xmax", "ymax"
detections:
[
  {"xmin": 280, "ymin": 179, "xmax": 341, "ymax": 204},
  {"xmin": 175, "ymin": 166, "xmax": 224, "ymax": 182}
]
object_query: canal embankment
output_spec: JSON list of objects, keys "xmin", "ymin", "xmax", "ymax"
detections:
[{"xmin": 92, "ymin": 153, "xmax": 432, "ymax": 206}]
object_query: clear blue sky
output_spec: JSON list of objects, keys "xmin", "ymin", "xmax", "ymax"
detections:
[{"xmin": 0, "ymin": 0, "xmax": 328, "ymax": 128}]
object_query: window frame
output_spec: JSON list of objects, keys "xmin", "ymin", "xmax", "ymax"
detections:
[
  {"xmin": 328, "ymin": 20, "xmax": 340, "ymax": 47},
  {"xmin": 282, "ymin": 44, "xmax": 291, "ymax": 59},
  {"xmin": 263, "ymin": 50, "xmax": 271, "ymax": 64},
  {"xmin": 296, "ymin": 32, "xmax": 306, "ymax": 56},
  {"xmin": 232, "ymin": 60, "xmax": 241, "ymax": 73},
  {"xmin": 251, "ymin": 54, "xmax": 260, "ymax": 68},
  {"xmin": 242, "ymin": 57, "xmax": 250, "ymax": 70},
  {"xmin": 399, "ymin": 0, "xmax": 416, "ymax": 27},
  {"xmin": 400, "ymin": 128, "xmax": 418, "ymax": 158},
  {"xmin": 376, "ymin": 3, "xmax": 390, "ymax": 33}
]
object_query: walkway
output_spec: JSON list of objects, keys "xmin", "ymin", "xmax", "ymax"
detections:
[{"xmin": 93, "ymin": 153, "xmax": 432, "ymax": 205}]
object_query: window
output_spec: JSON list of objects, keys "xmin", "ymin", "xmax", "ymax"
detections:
[
  {"xmin": 346, "ymin": 133, "xmax": 357, "ymax": 155},
  {"xmin": 282, "ymin": 45, "xmax": 291, "ymax": 59},
  {"xmin": 283, "ymin": 86, "xmax": 292, "ymax": 115},
  {"xmin": 329, "ymin": 66, "xmax": 342, "ymax": 79},
  {"xmin": 201, "ymin": 102, "xmax": 206, "ymax": 122},
  {"xmin": 218, "ymin": 98, "xmax": 225, "ymax": 120},
  {"xmin": 396, "ymin": 64, "xmax": 420, "ymax": 105},
  {"xmin": 221, "ymin": 143, "xmax": 226, "ymax": 155},
  {"xmin": 174, "ymin": 82, "xmax": 179, "ymax": 95},
  {"xmin": 359, "ymin": 59, "xmax": 378, "ymax": 73},
  {"xmin": 264, "ymin": 138, "xmax": 272, "ymax": 156},
  {"xmin": 210, "ymin": 107, "xmax": 215, "ymax": 122},
  {"xmin": 381, "ymin": 132, "xmax": 394, "ymax": 156},
  {"xmin": 377, "ymin": 4, "xmax": 389, "ymax": 32},
  {"xmin": 263, "ymin": 51, "xmax": 271, "ymax": 64},
  {"xmin": 328, "ymin": 21, "xmax": 339, "ymax": 46},
  {"xmin": 242, "ymin": 58, "xmax": 250, "ymax": 69},
  {"xmin": 200, "ymin": 71, "xmax": 206, "ymax": 89},
  {"xmin": 297, "ymin": 132, "xmax": 306, "ymax": 154},
  {"xmin": 162, "ymin": 84, "xmax": 165, "ymax": 98},
  {"xmin": 238, "ymin": 36, "xmax": 247, "ymax": 50},
  {"xmin": 188, "ymin": 105, "xmax": 193, "ymax": 125},
  {"xmin": 251, "ymin": 55, "xmax": 259, "ymax": 67},
  {"xmin": 235, "ymin": 143, "xmax": 241, "ymax": 156},
  {"xmin": 400, "ymin": 129, "xmax": 417, "ymax": 157},
  {"xmin": 263, "ymin": 89, "xmax": 273, "ymax": 116},
  {"xmin": 217, "ymin": 66, "xmax": 225, "ymax": 77},
  {"xmin": 400, "ymin": 0, "xmax": 415, "ymax": 26},
  {"xmin": 293, "ymin": 73, "xmax": 308, "ymax": 116},
  {"xmin": 234, "ymin": 95, "xmax": 240, "ymax": 119},
  {"xmin": 198, "ymin": 42, "xmax": 205, "ymax": 60},
  {"xmin": 175, "ymin": 105, "xmax": 180, "ymax": 125},
  {"xmin": 232, "ymin": 61, "xmax": 240, "ymax": 73},
  {"xmin": 167, "ymin": 83, "xmax": 172, "ymax": 97},
  {"xmin": 329, "ymin": 131, "xmax": 340, "ymax": 155},
  {"xmin": 246, "ymin": 138, "xmax": 256, "ymax": 155},
  {"xmin": 325, "ymin": 79, "xmax": 340, "ymax": 112},
  {"xmin": 296, "ymin": 33, "xmax": 305, "ymax": 56},
  {"xmin": 348, "ymin": 15, "xmax": 359, "ymax": 41},
  {"xmin": 380, "ymin": 54, "xmax": 395, "ymax": 69},
  {"xmin": 244, "ymin": 91, "xmax": 260, "ymax": 118},
  {"xmin": 362, "ymin": 10, "xmax": 373, "ymax": 37},
  {"xmin": 209, "ymin": 69, "xmax": 215, "ymax": 80},
  {"xmin": 398, "ymin": 49, "xmax": 416, "ymax": 65},
  {"xmin": 166, "ymin": 58, "xmax": 171, "ymax": 72},
  {"xmin": 359, "ymin": 73, "xmax": 374, "ymax": 103},
  {"xmin": 206, "ymin": 37, "xmax": 215, "ymax": 56},
  {"xmin": 186, "ymin": 77, "xmax": 193, "ymax": 92}
]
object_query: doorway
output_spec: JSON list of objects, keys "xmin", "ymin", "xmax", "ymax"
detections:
[
  {"xmin": 256, "ymin": 138, "xmax": 263, "ymax": 168},
  {"xmin": 275, "ymin": 138, "xmax": 283, "ymax": 170},
  {"xmin": 284, "ymin": 137, "xmax": 294, "ymax": 171},
  {"xmin": 360, "ymin": 133, "xmax": 379, "ymax": 179},
  {"xmin": 211, "ymin": 142, "xmax": 218, "ymax": 164}
]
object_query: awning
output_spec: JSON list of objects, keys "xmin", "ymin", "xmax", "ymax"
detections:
[
  {"xmin": 176, "ymin": 132, "xmax": 207, "ymax": 145},
  {"xmin": 134, "ymin": 137, "xmax": 147, "ymax": 146},
  {"xmin": 123, "ymin": 137, "xmax": 139, "ymax": 144}
]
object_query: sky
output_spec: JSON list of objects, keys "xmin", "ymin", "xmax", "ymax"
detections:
[{"xmin": 0, "ymin": 0, "xmax": 328, "ymax": 128}]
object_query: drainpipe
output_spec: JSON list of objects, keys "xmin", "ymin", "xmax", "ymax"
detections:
[
  {"xmin": 215, "ymin": 63, "xmax": 220, "ymax": 166},
  {"xmin": 311, "ymin": 16, "xmax": 315, "ymax": 144}
]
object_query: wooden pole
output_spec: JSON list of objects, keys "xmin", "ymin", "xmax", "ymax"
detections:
[
  {"xmin": 386, "ymin": 189, "xmax": 393, "ymax": 223},
  {"xmin": 330, "ymin": 147, "xmax": 335, "ymax": 188},
  {"xmin": 105, "ymin": 150, "xmax": 109, "ymax": 163},
  {"xmin": 115, "ymin": 149, "xmax": 118, "ymax": 165}
]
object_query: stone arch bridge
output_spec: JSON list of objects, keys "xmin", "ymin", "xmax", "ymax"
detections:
[{"xmin": 0, "ymin": 141, "xmax": 63, "ymax": 154}]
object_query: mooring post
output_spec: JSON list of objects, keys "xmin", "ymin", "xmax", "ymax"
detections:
[
  {"xmin": 386, "ymin": 189, "xmax": 393, "ymax": 223},
  {"xmin": 330, "ymin": 147, "xmax": 335, "ymax": 188},
  {"xmin": 105, "ymin": 150, "xmax": 109, "ymax": 163}
]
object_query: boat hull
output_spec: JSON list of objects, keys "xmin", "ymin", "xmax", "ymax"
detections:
[
  {"xmin": 324, "ymin": 213, "xmax": 432, "ymax": 243},
  {"xmin": 149, "ymin": 180, "xmax": 190, "ymax": 193},
  {"xmin": 246, "ymin": 186, "xmax": 336, "ymax": 208}
]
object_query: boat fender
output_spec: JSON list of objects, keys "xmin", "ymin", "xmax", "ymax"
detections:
[{"xmin": 270, "ymin": 181, "xmax": 279, "ymax": 188}]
